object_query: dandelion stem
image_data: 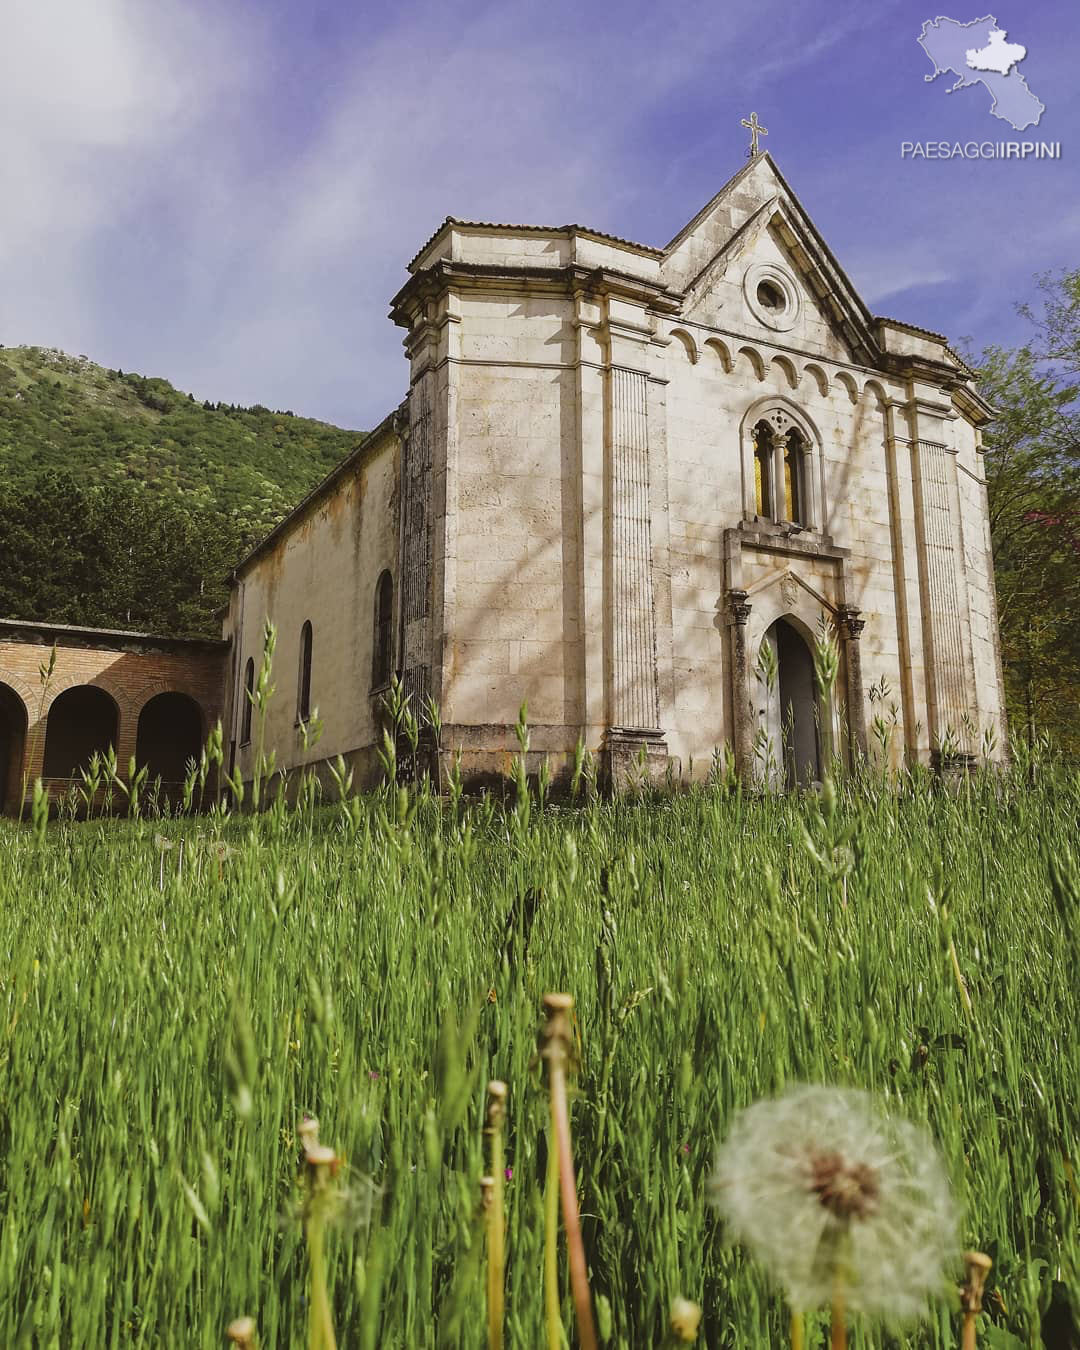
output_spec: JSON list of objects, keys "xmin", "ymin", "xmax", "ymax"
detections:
[
  {"xmin": 306, "ymin": 1207, "xmax": 337, "ymax": 1350},
  {"xmin": 543, "ymin": 993, "xmax": 598, "ymax": 1350},
  {"xmin": 544, "ymin": 1102, "xmax": 561, "ymax": 1350},
  {"xmin": 961, "ymin": 1251, "xmax": 992, "ymax": 1350},
  {"xmin": 790, "ymin": 1311, "xmax": 804, "ymax": 1350},
  {"xmin": 299, "ymin": 1118, "xmax": 339, "ymax": 1350},
  {"xmin": 485, "ymin": 1081, "xmax": 507, "ymax": 1350},
  {"xmin": 830, "ymin": 1288, "xmax": 846, "ymax": 1350}
]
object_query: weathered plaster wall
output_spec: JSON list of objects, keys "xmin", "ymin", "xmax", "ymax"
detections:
[{"xmin": 223, "ymin": 431, "xmax": 400, "ymax": 788}]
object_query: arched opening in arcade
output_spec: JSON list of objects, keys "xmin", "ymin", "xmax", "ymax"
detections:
[
  {"xmin": 0, "ymin": 683, "xmax": 28, "ymax": 815},
  {"xmin": 135, "ymin": 691, "xmax": 204, "ymax": 792},
  {"xmin": 42, "ymin": 686, "xmax": 119, "ymax": 785}
]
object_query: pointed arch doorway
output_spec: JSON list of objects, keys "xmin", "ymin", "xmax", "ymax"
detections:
[{"xmin": 761, "ymin": 618, "xmax": 821, "ymax": 788}]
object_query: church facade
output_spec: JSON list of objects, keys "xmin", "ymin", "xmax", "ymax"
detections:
[{"xmin": 221, "ymin": 152, "xmax": 1007, "ymax": 792}]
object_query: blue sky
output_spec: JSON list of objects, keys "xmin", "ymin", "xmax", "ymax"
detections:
[{"xmin": 2, "ymin": 0, "xmax": 1076, "ymax": 430}]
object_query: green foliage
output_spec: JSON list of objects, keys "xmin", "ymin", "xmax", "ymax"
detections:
[
  {"xmin": 972, "ymin": 312, "xmax": 1080, "ymax": 754},
  {"xmin": 0, "ymin": 470, "xmax": 246, "ymax": 636},
  {"xmin": 0, "ymin": 764, "xmax": 1076, "ymax": 1347},
  {"xmin": 0, "ymin": 345, "xmax": 362, "ymax": 634}
]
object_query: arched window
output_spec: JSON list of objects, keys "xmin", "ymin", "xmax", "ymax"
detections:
[
  {"xmin": 297, "ymin": 621, "xmax": 313, "ymax": 724},
  {"xmin": 746, "ymin": 408, "xmax": 816, "ymax": 530},
  {"xmin": 373, "ymin": 571, "xmax": 394, "ymax": 689},
  {"xmin": 241, "ymin": 657, "xmax": 254, "ymax": 744},
  {"xmin": 753, "ymin": 421, "xmax": 774, "ymax": 516}
]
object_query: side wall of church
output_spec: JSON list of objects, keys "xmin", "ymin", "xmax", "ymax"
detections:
[{"xmin": 223, "ymin": 433, "xmax": 401, "ymax": 790}]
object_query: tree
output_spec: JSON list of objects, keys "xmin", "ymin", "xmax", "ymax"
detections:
[
  {"xmin": 0, "ymin": 473, "xmax": 251, "ymax": 638},
  {"xmin": 974, "ymin": 274, "xmax": 1080, "ymax": 754}
]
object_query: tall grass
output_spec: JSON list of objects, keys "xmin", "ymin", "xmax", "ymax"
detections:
[{"xmin": 0, "ymin": 752, "xmax": 1076, "ymax": 1346}]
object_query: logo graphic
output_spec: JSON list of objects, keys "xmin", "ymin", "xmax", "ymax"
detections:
[{"xmin": 919, "ymin": 15, "xmax": 1044, "ymax": 131}]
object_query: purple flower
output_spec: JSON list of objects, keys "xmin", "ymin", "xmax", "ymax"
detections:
[{"xmin": 504, "ymin": 1166, "xmax": 513, "ymax": 1181}]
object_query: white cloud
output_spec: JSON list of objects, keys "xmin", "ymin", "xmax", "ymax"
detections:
[
  {"xmin": 0, "ymin": 0, "xmax": 258, "ymax": 339},
  {"xmin": 3, "ymin": 1, "xmax": 1070, "ymax": 429}
]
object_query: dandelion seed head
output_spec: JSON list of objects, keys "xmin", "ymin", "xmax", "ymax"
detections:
[
  {"xmin": 670, "ymin": 1295, "xmax": 702, "ymax": 1341},
  {"xmin": 708, "ymin": 1084, "xmax": 957, "ymax": 1318}
]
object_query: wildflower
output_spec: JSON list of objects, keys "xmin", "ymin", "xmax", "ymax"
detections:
[
  {"xmin": 708, "ymin": 1085, "xmax": 957, "ymax": 1320},
  {"xmin": 504, "ymin": 1165, "xmax": 513, "ymax": 1181}
]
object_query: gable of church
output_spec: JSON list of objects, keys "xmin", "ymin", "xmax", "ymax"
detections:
[{"xmin": 662, "ymin": 155, "xmax": 879, "ymax": 368}]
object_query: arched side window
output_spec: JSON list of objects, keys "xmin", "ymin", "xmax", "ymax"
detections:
[
  {"xmin": 297, "ymin": 621, "xmax": 313, "ymax": 724},
  {"xmin": 372, "ymin": 571, "xmax": 394, "ymax": 690},
  {"xmin": 745, "ymin": 407, "xmax": 817, "ymax": 530},
  {"xmin": 241, "ymin": 657, "xmax": 254, "ymax": 744}
]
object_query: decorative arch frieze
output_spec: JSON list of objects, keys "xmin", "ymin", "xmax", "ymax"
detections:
[
  {"xmin": 704, "ymin": 337, "xmax": 732, "ymax": 372},
  {"xmin": 770, "ymin": 354, "xmax": 799, "ymax": 390},
  {"xmin": 803, "ymin": 362, "xmax": 830, "ymax": 397},
  {"xmin": 736, "ymin": 345, "xmax": 766, "ymax": 381},
  {"xmin": 669, "ymin": 327, "xmax": 699, "ymax": 364}
]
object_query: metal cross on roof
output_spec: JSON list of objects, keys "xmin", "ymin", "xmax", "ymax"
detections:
[{"xmin": 741, "ymin": 111, "xmax": 768, "ymax": 157}]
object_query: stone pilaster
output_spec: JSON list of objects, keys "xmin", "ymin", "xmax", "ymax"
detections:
[
  {"xmin": 838, "ymin": 605, "xmax": 868, "ymax": 758},
  {"xmin": 600, "ymin": 300, "xmax": 667, "ymax": 790},
  {"xmin": 912, "ymin": 436, "xmax": 970, "ymax": 748},
  {"xmin": 608, "ymin": 366, "xmax": 659, "ymax": 731},
  {"xmin": 400, "ymin": 374, "xmax": 434, "ymax": 711},
  {"xmin": 728, "ymin": 588, "xmax": 754, "ymax": 785}
]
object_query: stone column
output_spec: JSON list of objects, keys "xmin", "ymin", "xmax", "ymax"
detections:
[
  {"xmin": 771, "ymin": 431, "xmax": 788, "ymax": 522},
  {"xmin": 728, "ymin": 588, "xmax": 754, "ymax": 785},
  {"xmin": 838, "ymin": 604, "xmax": 868, "ymax": 759}
]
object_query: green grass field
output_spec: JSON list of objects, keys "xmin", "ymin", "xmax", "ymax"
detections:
[{"xmin": 0, "ymin": 761, "xmax": 1076, "ymax": 1347}]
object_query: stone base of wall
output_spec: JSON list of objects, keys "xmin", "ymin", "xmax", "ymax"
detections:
[
  {"xmin": 602, "ymin": 727, "xmax": 671, "ymax": 793},
  {"xmin": 931, "ymin": 748, "xmax": 979, "ymax": 778}
]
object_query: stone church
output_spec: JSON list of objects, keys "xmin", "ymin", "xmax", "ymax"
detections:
[
  {"xmin": 221, "ymin": 149, "xmax": 1006, "ymax": 792},
  {"xmin": 0, "ymin": 148, "xmax": 1008, "ymax": 808}
]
